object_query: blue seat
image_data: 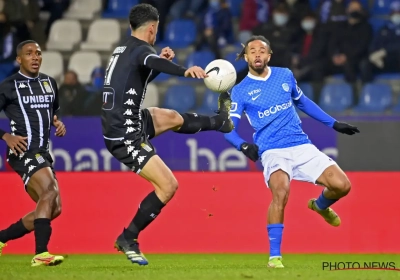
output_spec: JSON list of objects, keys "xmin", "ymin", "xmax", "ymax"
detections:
[
  {"xmin": 319, "ymin": 83, "xmax": 353, "ymax": 112},
  {"xmin": 224, "ymin": 52, "xmax": 248, "ymax": 72},
  {"xmin": 309, "ymin": 0, "xmax": 320, "ymax": 10},
  {"xmin": 196, "ymin": 89, "xmax": 219, "ymax": 115},
  {"xmin": 298, "ymin": 82, "xmax": 314, "ymax": 100},
  {"xmin": 160, "ymin": 19, "xmax": 197, "ymax": 48},
  {"xmin": 375, "ymin": 73, "xmax": 400, "ymax": 80},
  {"xmin": 103, "ymin": 0, "xmax": 138, "ymax": 18},
  {"xmin": 369, "ymin": 17, "xmax": 387, "ymax": 33},
  {"xmin": 372, "ymin": 0, "xmax": 392, "ymax": 15},
  {"xmin": 162, "ymin": 85, "xmax": 196, "ymax": 113},
  {"xmin": 186, "ymin": 51, "xmax": 216, "ymax": 69},
  {"xmin": 354, "ymin": 83, "xmax": 392, "ymax": 113}
]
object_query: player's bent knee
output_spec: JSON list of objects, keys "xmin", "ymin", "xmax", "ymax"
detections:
[
  {"xmin": 337, "ymin": 178, "xmax": 351, "ymax": 196},
  {"xmin": 52, "ymin": 204, "xmax": 62, "ymax": 220},
  {"xmin": 160, "ymin": 177, "xmax": 179, "ymax": 201}
]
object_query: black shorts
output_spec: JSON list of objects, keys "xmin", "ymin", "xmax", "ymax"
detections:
[
  {"xmin": 105, "ymin": 109, "xmax": 156, "ymax": 173},
  {"xmin": 7, "ymin": 150, "xmax": 56, "ymax": 187}
]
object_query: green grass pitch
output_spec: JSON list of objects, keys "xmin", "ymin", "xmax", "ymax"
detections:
[{"xmin": 1, "ymin": 254, "xmax": 400, "ymax": 280}]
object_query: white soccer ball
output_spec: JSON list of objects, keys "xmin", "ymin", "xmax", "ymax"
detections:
[{"xmin": 204, "ymin": 59, "xmax": 237, "ymax": 93}]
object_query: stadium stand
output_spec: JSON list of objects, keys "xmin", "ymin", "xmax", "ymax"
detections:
[{"xmin": 1, "ymin": 0, "xmax": 400, "ymax": 117}]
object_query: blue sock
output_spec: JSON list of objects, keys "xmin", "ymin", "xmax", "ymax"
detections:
[
  {"xmin": 315, "ymin": 191, "xmax": 338, "ymax": 210},
  {"xmin": 267, "ymin": 224, "xmax": 284, "ymax": 259}
]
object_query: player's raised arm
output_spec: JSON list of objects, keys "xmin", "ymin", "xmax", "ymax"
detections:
[
  {"xmin": 224, "ymin": 89, "xmax": 259, "ymax": 162},
  {"xmin": 290, "ymin": 71, "xmax": 360, "ymax": 135}
]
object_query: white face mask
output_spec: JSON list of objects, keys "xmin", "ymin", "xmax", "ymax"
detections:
[
  {"xmin": 273, "ymin": 13, "xmax": 289, "ymax": 26},
  {"xmin": 391, "ymin": 14, "xmax": 400, "ymax": 25},
  {"xmin": 301, "ymin": 20, "xmax": 316, "ymax": 31}
]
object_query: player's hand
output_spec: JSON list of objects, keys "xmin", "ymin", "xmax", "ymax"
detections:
[
  {"xmin": 53, "ymin": 115, "xmax": 66, "ymax": 137},
  {"xmin": 240, "ymin": 142, "xmax": 259, "ymax": 162},
  {"xmin": 2, "ymin": 133, "xmax": 27, "ymax": 156},
  {"xmin": 333, "ymin": 121, "xmax": 360, "ymax": 135},
  {"xmin": 160, "ymin": 47, "xmax": 175, "ymax": 61},
  {"xmin": 184, "ymin": 66, "xmax": 208, "ymax": 79}
]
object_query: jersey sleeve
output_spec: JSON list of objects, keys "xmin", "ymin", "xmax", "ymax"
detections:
[
  {"xmin": 133, "ymin": 45, "xmax": 187, "ymax": 76},
  {"xmin": 289, "ymin": 70, "xmax": 303, "ymax": 101},
  {"xmin": 132, "ymin": 45, "xmax": 159, "ymax": 66},
  {"xmin": 229, "ymin": 86, "xmax": 245, "ymax": 119},
  {"xmin": 49, "ymin": 77, "xmax": 60, "ymax": 117}
]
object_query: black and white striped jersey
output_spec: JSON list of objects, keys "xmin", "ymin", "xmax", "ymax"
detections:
[
  {"xmin": 0, "ymin": 71, "xmax": 60, "ymax": 153},
  {"xmin": 101, "ymin": 36, "xmax": 159, "ymax": 143}
]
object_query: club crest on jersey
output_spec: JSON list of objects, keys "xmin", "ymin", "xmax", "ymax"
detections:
[
  {"xmin": 42, "ymin": 81, "xmax": 52, "ymax": 93},
  {"xmin": 282, "ymin": 83, "xmax": 290, "ymax": 92}
]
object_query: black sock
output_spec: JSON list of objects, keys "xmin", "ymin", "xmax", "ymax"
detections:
[
  {"xmin": 124, "ymin": 191, "xmax": 165, "ymax": 240},
  {"xmin": 175, "ymin": 113, "xmax": 224, "ymax": 134},
  {"xmin": 0, "ymin": 219, "xmax": 30, "ymax": 243},
  {"xmin": 34, "ymin": 218, "xmax": 52, "ymax": 255}
]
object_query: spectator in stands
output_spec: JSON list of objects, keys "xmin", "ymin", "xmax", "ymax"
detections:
[
  {"xmin": 252, "ymin": 3, "xmax": 297, "ymax": 67},
  {"xmin": 291, "ymin": 13, "xmax": 326, "ymax": 79},
  {"xmin": 284, "ymin": 0, "xmax": 312, "ymax": 27},
  {"xmin": 3, "ymin": 0, "xmax": 40, "ymax": 41},
  {"xmin": 59, "ymin": 70, "xmax": 90, "ymax": 116},
  {"xmin": 84, "ymin": 67, "xmax": 105, "ymax": 116},
  {"xmin": 169, "ymin": 0, "xmax": 207, "ymax": 19},
  {"xmin": 238, "ymin": 0, "xmax": 271, "ymax": 43},
  {"xmin": 321, "ymin": 0, "xmax": 372, "ymax": 85},
  {"xmin": 194, "ymin": 0, "xmax": 233, "ymax": 59},
  {"xmin": 0, "ymin": 12, "xmax": 18, "ymax": 82},
  {"xmin": 360, "ymin": 1, "xmax": 400, "ymax": 83},
  {"xmin": 40, "ymin": 0, "xmax": 70, "ymax": 38}
]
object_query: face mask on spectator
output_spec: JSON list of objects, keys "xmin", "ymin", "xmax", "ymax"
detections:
[
  {"xmin": 391, "ymin": 14, "xmax": 400, "ymax": 25},
  {"xmin": 273, "ymin": 13, "xmax": 289, "ymax": 26},
  {"xmin": 348, "ymin": 11, "xmax": 363, "ymax": 19},
  {"xmin": 210, "ymin": 0, "xmax": 220, "ymax": 9},
  {"xmin": 301, "ymin": 20, "xmax": 316, "ymax": 31}
]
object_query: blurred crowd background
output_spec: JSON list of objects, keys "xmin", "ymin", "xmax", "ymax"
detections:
[{"xmin": 0, "ymin": 0, "xmax": 400, "ymax": 118}]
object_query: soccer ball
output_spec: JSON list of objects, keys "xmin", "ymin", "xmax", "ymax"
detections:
[{"xmin": 204, "ymin": 59, "xmax": 237, "ymax": 93}]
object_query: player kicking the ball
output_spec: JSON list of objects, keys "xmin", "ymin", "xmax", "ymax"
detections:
[
  {"xmin": 102, "ymin": 4, "xmax": 232, "ymax": 266},
  {"xmin": 224, "ymin": 36, "xmax": 360, "ymax": 268}
]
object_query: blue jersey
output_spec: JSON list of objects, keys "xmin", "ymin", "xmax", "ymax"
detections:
[{"xmin": 228, "ymin": 67, "xmax": 311, "ymax": 154}]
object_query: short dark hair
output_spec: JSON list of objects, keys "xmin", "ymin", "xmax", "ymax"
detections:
[
  {"xmin": 17, "ymin": 40, "xmax": 39, "ymax": 55},
  {"xmin": 236, "ymin": 35, "xmax": 273, "ymax": 61},
  {"xmin": 129, "ymin": 3, "xmax": 159, "ymax": 30}
]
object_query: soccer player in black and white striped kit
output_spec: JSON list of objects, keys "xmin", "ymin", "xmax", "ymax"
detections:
[{"xmin": 0, "ymin": 40, "xmax": 66, "ymax": 266}]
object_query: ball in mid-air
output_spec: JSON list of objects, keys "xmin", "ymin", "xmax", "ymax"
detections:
[{"xmin": 204, "ymin": 59, "xmax": 237, "ymax": 93}]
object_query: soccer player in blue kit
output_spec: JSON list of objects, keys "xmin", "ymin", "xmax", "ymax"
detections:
[{"xmin": 224, "ymin": 36, "xmax": 360, "ymax": 268}]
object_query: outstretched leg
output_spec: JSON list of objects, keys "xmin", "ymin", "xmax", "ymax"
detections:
[
  {"xmin": 146, "ymin": 92, "xmax": 233, "ymax": 137},
  {"xmin": 308, "ymin": 165, "xmax": 351, "ymax": 226}
]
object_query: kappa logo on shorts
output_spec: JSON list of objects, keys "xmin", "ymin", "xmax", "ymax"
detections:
[
  {"xmin": 22, "ymin": 174, "xmax": 27, "ymax": 181},
  {"xmin": 35, "ymin": 154, "xmax": 45, "ymax": 164},
  {"xmin": 137, "ymin": 156, "xmax": 146, "ymax": 165},
  {"xmin": 141, "ymin": 143, "xmax": 153, "ymax": 152},
  {"xmin": 132, "ymin": 150, "xmax": 139, "ymax": 159},
  {"xmin": 124, "ymin": 140, "xmax": 133, "ymax": 145},
  {"xmin": 27, "ymin": 165, "xmax": 36, "ymax": 173},
  {"xmin": 24, "ymin": 158, "xmax": 32, "ymax": 166},
  {"xmin": 19, "ymin": 153, "xmax": 25, "ymax": 160}
]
